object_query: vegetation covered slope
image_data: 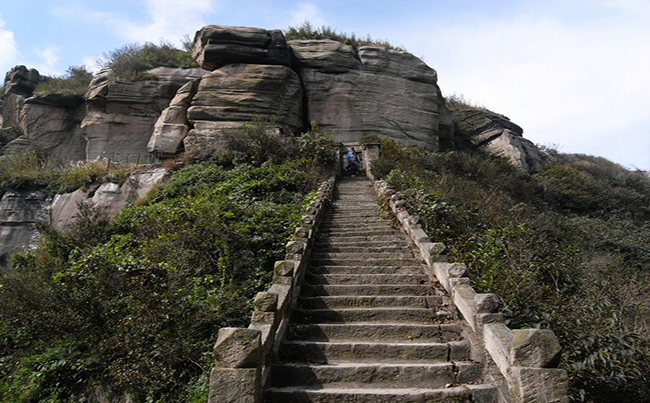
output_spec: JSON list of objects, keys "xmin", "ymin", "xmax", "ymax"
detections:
[
  {"xmin": 0, "ymin": 121, "xmax": 336, "ymax": 402},
  {"xmin": 364, "ymin": 135, "xmax": 650, "ymax": 403}
]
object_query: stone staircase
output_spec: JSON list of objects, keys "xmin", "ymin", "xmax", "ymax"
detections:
[{"xmin": 264, "ymin": 176, "xmax": 496, "ymax": 402}]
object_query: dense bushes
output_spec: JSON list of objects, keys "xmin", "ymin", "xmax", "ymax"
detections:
[
  {"xmin": 0, "ymin": 121, "xmax": 336, "ymax": 402},
  {"xmin": 34, "ymin": 66, "xmax": 93, "ymax": 96},
  {"xmin": 99, "ymin": 40, "xmax": 197, "ymax": 79},
  {"xmin": 366, "ymin": 136, "xmax": 650, "ymax": 402},
  {"xmin": 0, "ymin": 149, "xmax": 134, "ymax": 196}
]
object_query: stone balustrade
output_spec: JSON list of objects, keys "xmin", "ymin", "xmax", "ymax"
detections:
[
  {"xmin": 207, "ymin": 176, "xmax": 335, "ymax": 403},
  {"xmin": 374, "ymin": 179, "xmax": 569, "ymax": 403}
]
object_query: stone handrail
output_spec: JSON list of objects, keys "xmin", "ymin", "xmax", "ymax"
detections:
[
  {"xmin": 207, "ymin": 176, "xmax": 336, "ymax": 403},
  {"xmin": 374, "ymin": 179, "xmax": 569, "ymax": 403}
]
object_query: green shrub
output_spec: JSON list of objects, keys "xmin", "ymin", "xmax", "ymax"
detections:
[
  {"xmin": 34, "ymin": 66, "xmax": 93, "ymax": 96},
  {"xmin": 285, "ymin": 22, "xmax": 405, "ymax": 51},
  {"xmin": 373, "ymin": 143, "xmax": 650, "ymax": 402},
  {"xmin": 444, "ymin": 93, "xmax": 488, "ymax": 111},
  {"xmin": 100, "ymin": 41, "xmax": 197, "ymax": 79},
  {"xmin": 0, "ymin": 150, "xmax": 134, "ymax": 196},
  {"xmin": 0, "ymin": 120, "xmax": 337, "ymax": 401}
]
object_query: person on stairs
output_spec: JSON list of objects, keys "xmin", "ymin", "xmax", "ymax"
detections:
[{"xmin": 346, "ymin": 148, "xmax": 360, "ymax": 177}]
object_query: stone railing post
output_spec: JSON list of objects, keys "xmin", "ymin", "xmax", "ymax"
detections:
[
  {"xmin": 374, "ymin": 179, "xmax": 569, "ymax": 403},
  {"xmin": 207, "ymin": 177, "xmax": 335, "ymax": 402},
  {"xmin": 361, "ymin": 142, "xmax": 380, "ymax": 180},
  {"xmin": 208, "ymin": 328, "xmax": 262, "ymax": 403}
]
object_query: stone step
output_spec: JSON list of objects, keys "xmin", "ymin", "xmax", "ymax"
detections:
[
  {"xmin": 311, "ymin": 245, "xmax": 410, "ymax": 254},
  {"xmin": 315, "ymin": 237, "xmax": 404, "ymax": 247},
  {"xmin": 306, "ymin": 273, "xmax": 427, "ymax": 286},
  {"xmin": 297, "ymin": 295, "xmax": 442, "ymax": 310},
  {"xmin": 318, "ymin": 228, "xmax": 396, "ymax": 237},
  {"xmin": 287, "ymin": 323, "xmax": 463, "ymax": 343},
  {"xmin": 264, "ymin": 384, "xmax": 497, "ymax": 403},
  {"xmin": 269, "ymin": 361, "xmax": 483, "ymax": 389},
  {"xmin": 302, "ymin": 284, "xmax": 431, "ymax": 297},
  {"xmin": 278, "ymin": 340, "xmax": 470, "ymax": 364},
  {"xmin": 327, "ymin": 206, "xmax": 381, "ymax": 213},
  {"xmin": 319, "ymin": 221, "xmax": 390, "ymax": 230},
  {"xmin": 292, "ymin": 307, "xmax": 451, "ymax": 324},
  {"xmin": 312, "ymin": 251, "xmax": 414, "ymax": 260},
  {"xmin": 309, "ymin": 258, "xmax": 423, "ymax": 267},
  {"xmin": 308, "ymin": 265, "xmax": 423, "ymax": 275}
]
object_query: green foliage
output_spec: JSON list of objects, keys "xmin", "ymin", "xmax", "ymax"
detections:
[
  {"xmin": 0, "ymin": 150, "xmax": 133, "ymax": 196},
  {"xmin": 0, "ymin": 121, "xmax": 337, "ymax": 401},
  {"xmin": 34, "ymin": 66, "xmax": 93, "ymax": 96},
  {"xmin": 285, "ymin": 22, "xmax": 405, "ymax": 51},
  {"xmin": 100, "ymin": 41, "xmax": 197, "ymax": 79},
  {"xmin": 373, "ymin": 141, "xmax": 650, "ymax": 402}
]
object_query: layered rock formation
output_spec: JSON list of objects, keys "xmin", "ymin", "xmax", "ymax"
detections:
[
  {"xmin": 451, "ymin": 109, "xmax": 543, "ymax": 171},
  {"xmin": 192, "ymin": 25, "xmax": 291, "ymax": 70},
  {"xmin": 290, "ymin": 40, "xmax": 450, "ymax": 149},
  {"xmin": 82, "ymin": 67, "xmax": 207, "ymax": 162},
  {"xmin": 3, "ymin": 94, "xmax": 87, "ymax": 161},
  {"xmin": 0, "ymin": 24, "xmax": 548, "ymax": 268},
  {"xmin": 0, "ymin": 168, "xmax": 167, "ymax": 270},
  {"xmin": 2, "ymin": 66, "xmax": 41, "ymax": 128},
  {"xmin": 2, "ymin": 25, "xmax": 542, "ymax": 171}
]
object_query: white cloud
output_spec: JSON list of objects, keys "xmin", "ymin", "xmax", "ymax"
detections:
[
  {"xmin": 289, "ymin": 3, "xmax": 327, "ymax": 28},
  {"xmin": 0, "ymin": 13, "xmax": 19, "ymax": 76},
  {"xmin": 33, "ymin": 46, "xmax": 61, "ymax": 76},
  {"xmin": 409, "ymin": 1, "xmax": 650, "ymax": 169},
  {"xmin": 106, "ymin": 0, "xmax": 218, "ymax": 47}
]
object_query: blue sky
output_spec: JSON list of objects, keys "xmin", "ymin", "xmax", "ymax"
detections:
[{"xmin": 1, "ymin": 0, "xmax": 649, "ymax": 170}]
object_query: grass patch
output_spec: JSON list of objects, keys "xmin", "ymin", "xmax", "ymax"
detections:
[{"xmin": 285, "ymin": 21, "xmax": 405, "ymax": 51}]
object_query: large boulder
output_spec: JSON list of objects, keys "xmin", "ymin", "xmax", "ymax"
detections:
[
  {"xmin": 2, "ymin": 65, "xmax": 42, "ymax": 128},
  {"xmin": 183, "ymin": 64, "xmax": 302, "ymax": 153},
  {"xmin": 289, "ymin": 40, "xmax": 446, "ymax": 149},
  {"xmin": 81, "ymin": 67, "xmax": 206, "ymax": 162},
  {"xmin": 0, "ymin": 167, "xmax": 167, "ymax": 270},
  {"xmin": 50, "ymin": 167, "xmax": 167, "ymax": 231},
  {"xmin": 0, "ymin": 190, "xmax": 50, "ymax": 269},
  {"xmin": 192, "ymin": 25, "xmax": 291, "ymax": 71},
  {"xmin": 147, "ymin": 80, "xmax": 201, "ymax": 157},
  {"xmin": 452, "ymin": 108, "xmax": 543, "ymax": 171},
  {"xmin": 2, "ymin": 94, "xmax": 86, "ymax": 161}
]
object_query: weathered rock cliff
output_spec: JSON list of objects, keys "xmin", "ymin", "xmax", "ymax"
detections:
[
  {"xmin": 0, "ymin": 168, "xmax": 167, "ymax": 270},
  {"xmin": 3, "ymin": 94, "xmax": 87, "ymax": 161},
  {"xmin": 82, "ymin": 67, "xmax": 207, "ymax": 162},
  {"xmin": 451, "ymin": 108, "xmax": 543, "ymax": 171},
  {"xmin": 0, "ymin": 24, "xmax": 546, "ymax": 267},
  {"xmin": 2, "ymin": 25, "xmax": 541, "ymax": 171}
]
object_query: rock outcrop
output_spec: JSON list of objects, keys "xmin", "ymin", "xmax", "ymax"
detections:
[
  {"xmin": 184, "ymin": 63, "xmax": 303, "ymax": 153},
  {"xmin": 451, "ymin": 108, "xmax": 543, "ymax": 171},
  {"xmin": 290, "ymin": 40, "xmax": 445, "ymax": 149},
  {"xmin": 2, "ymin": 66, "xmax": 42, "ymax": 128},
  {"xmin": 0, "ymin": 190, "xmax": 50, "ymax": 268},
  {"xmin": 81, "ymin": 67, "xmax": 207, "ymax": 162},
  {"xmin": 3, "ymin": 94, "xmax": 87, "ymax": 161},
  {"xmin": 1, "ymin": 24, "xmax": 548, "ymax": 266},
  {"xmin": 0, "ymin": 167, "xmax": 167, "ymax": 270},
  {"xmin": 192, "ymin": 25, "xmax": 291, "ymax": 70},
  {"xmin": 2, "ymin": 25, "xmax": 542, "ymax": 172}
]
